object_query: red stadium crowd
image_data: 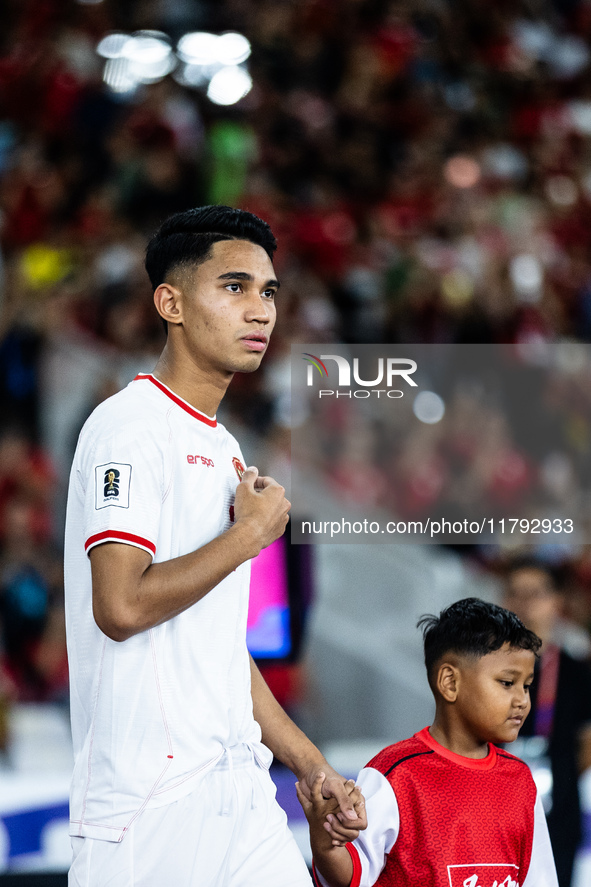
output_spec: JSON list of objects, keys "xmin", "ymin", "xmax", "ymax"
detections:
[{"xmin": 0, "ymin": 0, "xmax": 591, "ymax": 708}]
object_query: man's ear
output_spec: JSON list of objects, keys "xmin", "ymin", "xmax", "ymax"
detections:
[
  {"xmin": 154, "ymin": 283, "xmax": 183, "ymax": 327},
  {"xmin": 436, "ymin": 662, "xmax": 460, "ymax": 702}
]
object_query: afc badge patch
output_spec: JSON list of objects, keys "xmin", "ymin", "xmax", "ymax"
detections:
[
  {"xmin": 232, "ymin": 457, "xmax": 245, "ymax": 480},
  {"xmin": 95, "ymin": 463, "xmax": 131, "ymax": 510}
]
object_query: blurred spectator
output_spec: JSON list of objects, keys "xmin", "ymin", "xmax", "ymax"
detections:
[
  {"xmin": 0, "ymin": 427, "xmax": 54, "ymax": 543},
  {"xmin": 0, "ymin": 424, "xmax": 66, "ymax": 703},
  {"xmin": 503, "ymin": 560, "xmax": 591, "ymax": 887},
  {"xmin": 0, "ymin": 495, "xmax": 67, "ymax": 702}
]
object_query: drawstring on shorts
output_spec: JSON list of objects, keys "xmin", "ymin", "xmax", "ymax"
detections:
[{"xmin": 219, "ymin": 743, "xmax": 259, "ymax": 816}]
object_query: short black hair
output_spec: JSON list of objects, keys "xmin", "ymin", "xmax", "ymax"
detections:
[
  {"xmin": 418, "ymin": 597, "xmax": 541, "ymax": 686},
  {"xmin": 145, "ymin": 205, "xmax": 277, "ymax": 292}
]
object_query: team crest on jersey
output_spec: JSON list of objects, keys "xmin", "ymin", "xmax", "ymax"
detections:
[
  {"xmin": 447, "ymin": 864, "xmax": 520, "ymax": 887},
  {"xmin": 232, "ymin": 457, "xmax": 245, "ymax": 480},
  {"xmin": 95, "ymin": 463, "xmax": 131, "ymax": 510}
]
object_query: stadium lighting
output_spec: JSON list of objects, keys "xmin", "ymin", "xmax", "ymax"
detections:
[
  {"xmin": 207, "ymin": 66, "xmax": 252, "ymax": 106},
  {"xmin": 97, "ymin": 28, "xmax": 252, "ymax": 104},
  {"xmin": 124, "ymin": 32, "xmax": 175, "ymax": 83},
  {"xmin": 124, "ymin": 33, "xmax": 171, "ymax": 66},
  {"xmin": 99, "ymin": 31, "xmax": 175, "ymax": 92},
  {"xmin": 103, "ymin": 58, "xmax": 137, "ymax": 94},
  {"xmin": 177, "ymin": 31, "xmax": 220, "ymax": 65},
  {"xmin": 97, "ymin": 33, "xmax": 129, "ymax": 59},
  {"xmin": 177, "ymin": 31, "xmax": 251, "ymax": 66},
  {"xmin": 216, "ymin": 33, "xmax": 251, "ymax": 65},
  {"xmin": 175, "ymin": 64, "xmax": 210, "ymax": 88}
]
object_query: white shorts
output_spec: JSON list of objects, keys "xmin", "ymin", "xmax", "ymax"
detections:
[{"xmin": 69, "ymin": 746, "xmax": 312, "ymax": 887}]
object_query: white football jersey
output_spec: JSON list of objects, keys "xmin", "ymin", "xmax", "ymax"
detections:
[{"xmin": 64, "ymin": 373, "xmax": 270, "ymax": 842}]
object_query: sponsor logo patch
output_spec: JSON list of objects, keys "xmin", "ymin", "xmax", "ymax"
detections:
[
  {"xmin": 447, "ymin": 864, "xmax": 520, "ymax": 887},
  {"xmin": 95, "ymin": 463, "xmax": 131, "ymax": 510},
  {"xmin": 187, "ymin": 455, "xmax": 214, "ymax": 467}
]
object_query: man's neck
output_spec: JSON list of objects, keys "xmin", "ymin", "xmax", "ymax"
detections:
[{"xmin": 152, "ymin": 347, "xmax": 231, "ymax": 418}]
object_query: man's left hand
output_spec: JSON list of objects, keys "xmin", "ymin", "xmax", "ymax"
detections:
[{"xmin": 299, "ymin": 763, "xmax": 367, "ymax": 843}]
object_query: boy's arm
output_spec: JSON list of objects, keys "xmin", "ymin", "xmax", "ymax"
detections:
[
  {"xmin": 296, "ymin": 774, "xmax": 355, "ymax": 887},
  {"xmin": 302, "ymin": 766, "xmax": 400, "ymax": 887}
]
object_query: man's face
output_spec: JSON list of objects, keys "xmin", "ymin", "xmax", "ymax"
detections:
[
  {"xmin": 503, "ymin": 567, "xmax": 559, "ymax": 637},
  {"xmin": 454, "ymin": 643, "xmax": 535, "ymax": 746},
  {"xmin": 174, "ymin": 239, "xmax": 278, "ymax": 377}
]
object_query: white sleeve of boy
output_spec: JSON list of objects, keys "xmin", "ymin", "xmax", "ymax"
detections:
[
  {"xmin": 314, "ymin": 766, "xmax": 399, "ymax": 887},
  {"xmin": 522, "ymin": 789, "xmax": 559, "ymax": 887}
]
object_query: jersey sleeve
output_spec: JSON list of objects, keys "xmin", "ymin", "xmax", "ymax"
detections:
[
  {"xmin": 522, "ymin": 789, "xmax": 559, "ymax": 887},
  {"xmin": 313, "ymin": 766, "xmax": 399, "ymax": 887},
  {"xmin": 78, "ymin": 416, "xmax": 168, "ymax": 560}
]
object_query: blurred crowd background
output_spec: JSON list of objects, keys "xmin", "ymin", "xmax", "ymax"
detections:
[
  {"xmin": 296, "ymin": 342, "xmax": 591, "ymax": 546},
  {"xmin": 2, "ymin": 0, "xmax": 591, "ymax": 881}
]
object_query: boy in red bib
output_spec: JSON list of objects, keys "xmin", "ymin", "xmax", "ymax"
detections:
[{"xmin": 298, "ymin": 598, "xmax": 559, "ymax": 887}]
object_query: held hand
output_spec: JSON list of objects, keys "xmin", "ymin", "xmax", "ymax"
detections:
[
  {"xmin": 324, "ymin": 781, "xmax": 366, "ymax": 846},
  {"xmin": 295, "ymin": 771, "xmax": 326, "ymax": 822},
  {"xmin": 234, "ymin": 467, "xmax": 291, "ymax": 554},
  {"xmin": 299, "ymin": 764, "xmax": 367, "ymax": 842},
  {"xmin": 297, "ymin": 775, "xmax": 358, "ymax": 886},
  {"xmin": 296, "ymin": 772, "xmax": 342, "ymax": 850}
]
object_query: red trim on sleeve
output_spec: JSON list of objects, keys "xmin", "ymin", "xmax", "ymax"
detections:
[
  {"xmin": 347, "ymin": 842, "xmax": 362, "ymax": 887},
  {"xmin": 85, "ymin": 530, "xmax": 156, "ymax": 556},
  {"xmin": 134, "ymin": 374, "xmax": 217, "ymax": 427},
  {"xmin": 312, "ymin": 844, "xmax": 361, "ymax": 887}
]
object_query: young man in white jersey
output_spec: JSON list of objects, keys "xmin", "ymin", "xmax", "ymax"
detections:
[{"xmin": 64, "ymin": 205, "xmax": 366, "ymax": 887}]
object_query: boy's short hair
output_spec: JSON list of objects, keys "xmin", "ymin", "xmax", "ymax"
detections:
[
  {"xmin": 418, "ymin": 597, "xmax": 542, "ymax": 686},
  {"xmin": 145, "ymin": 205, "xmax": 277, "ymax": 292}
]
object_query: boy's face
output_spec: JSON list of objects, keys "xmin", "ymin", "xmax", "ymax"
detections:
[{"xmin": 454, "ymin": 643, "xmax": 535, "ymax": 746}]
